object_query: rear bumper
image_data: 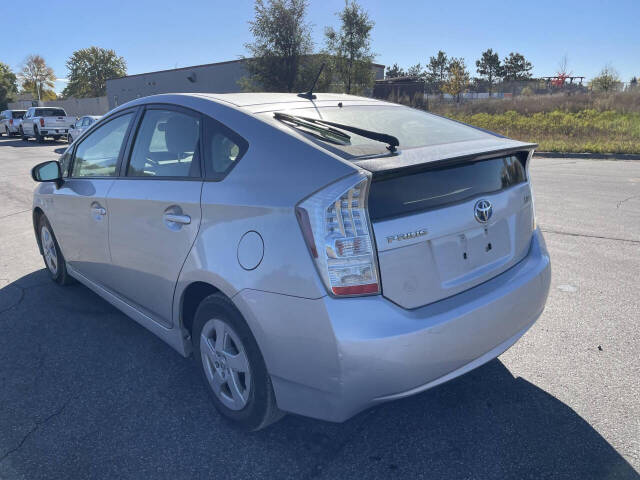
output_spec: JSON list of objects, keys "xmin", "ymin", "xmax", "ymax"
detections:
[
  {"xmin": 234, "ymin": 229, "xmax": 551, "ymax": 422},
  {"xmin": 40, "ymin": 129, "xmax": 68, "ymax": 135}
]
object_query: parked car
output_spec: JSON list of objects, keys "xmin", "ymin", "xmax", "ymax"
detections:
[
  {"xmin": 67, "ymin": 115, "xmax": 101, "ymax": 143},
  {"xmin": 30, "ymin": 93, "xmax": 551, "ymax": 430},
  {"xmin": 20, "ymin": 107, "xmax": 76, "ymax": 143},
  {"xmin": 0, "ymin": 109, "xmax": 26, "ymax": 136}
]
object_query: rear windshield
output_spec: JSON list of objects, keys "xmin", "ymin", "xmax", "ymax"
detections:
[
  {"xmin": 12, "ymin": 111, "xmax": 25, "ymax": 119},
  {"xmin": 267, "ymin": 105, "xmax": 490, "ymax": 156},
  {"xmin": 368, "ymin": 155, "xmax": 527, "ymax": 221},
  {"xmin": 35, "ymin": 108, "xmax": 66, "ymax": 117}
]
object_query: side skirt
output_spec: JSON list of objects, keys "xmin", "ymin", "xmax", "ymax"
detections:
[{"xmin": 67, "ymin": 265, "xmax": 190, "ymax": 357}]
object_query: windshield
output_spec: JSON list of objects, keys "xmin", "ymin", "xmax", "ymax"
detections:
[
  {"xmin": 35, "ymin": 108, "xmax": 66, "ymax": 117},
  {"xmin": 267, "ymin": 104, "xmax": 490, "ymax": 156}
]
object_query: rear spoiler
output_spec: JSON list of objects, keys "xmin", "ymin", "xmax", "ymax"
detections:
[{"xmin": 353, "ymin": 139, "xmax": 537, "ymax": 178}]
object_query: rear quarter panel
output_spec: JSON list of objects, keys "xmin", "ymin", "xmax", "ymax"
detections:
[{"xmin": 171, "ymin": 94, "xmax": 358, "ymax": 322}]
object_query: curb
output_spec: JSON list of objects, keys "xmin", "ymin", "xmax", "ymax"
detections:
[{"xmin": 534, "ymin": 152, "xmax": 640, "ymax": 160}]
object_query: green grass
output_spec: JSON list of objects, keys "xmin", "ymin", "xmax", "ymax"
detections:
[{"xmin": 440, "ymin": 109, "xmax": 640, "ymax": 154}]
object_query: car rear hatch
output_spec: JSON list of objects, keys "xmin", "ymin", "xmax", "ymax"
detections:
[{"xmin": 356, "ymin": 140, "xmax": 536, "ymax": 309}]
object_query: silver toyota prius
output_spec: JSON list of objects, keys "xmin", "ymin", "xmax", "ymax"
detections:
[{"xmin": 31, "ymin": 92, "xmax": 551, "ymax": 430}]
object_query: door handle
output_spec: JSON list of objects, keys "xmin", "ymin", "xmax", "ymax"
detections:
[
  {"xmin": 91, "ymin": 207, "xmax": 106, "ymax": 216},
  {"xmin": 163, "ymin": 213, "xmax": 191, "ymax": 225}
]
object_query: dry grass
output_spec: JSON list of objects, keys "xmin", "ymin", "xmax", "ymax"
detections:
[
  {"xmin": 428, "ymin": 91, "xmax": 640, "ymax": 116},
  {"xmin": 442, "ymin": 110, "xmax": 640, "ymax": 154},
  {"xmin": 416, "ymin": 92, "xmax": 640, "ymax": 154}
]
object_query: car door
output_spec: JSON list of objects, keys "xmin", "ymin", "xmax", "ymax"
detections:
[
  {"xmin": 71, "ymin": 118, "xmax": 82, "ymax": 137},
  {"xmin": 47, "ymin": 109, "xmax": 137, "ymax": 284},
  {"xmin": 105, "ymin": 105, "xmax": 203, "ymax": 327},
  {"xmin": 80, "ymin": 116, "xmax": 90, "ymax": 134},
  {"xmin": 23, "ymin": 108, "xmax": 33, "ymax": 134}
]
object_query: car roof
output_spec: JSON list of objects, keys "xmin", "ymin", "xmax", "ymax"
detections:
[
  {"xmin": 118, "ymin": 92, "xmax": 390, "ymax": 116},
  {"xmin": 194, "ymin": 92, "xmax": 373, "ymax": 106}
]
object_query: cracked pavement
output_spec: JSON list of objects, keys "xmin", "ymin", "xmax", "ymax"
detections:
[{"xmin": 0, "ymin": 136, "xmax": 638, "ymax": 479}]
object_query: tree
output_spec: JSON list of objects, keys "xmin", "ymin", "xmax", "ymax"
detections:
[
  {"xmin": 325, "ymin": 0, "xmax": 375, "ymax": 94},
  {"xmin": 441, "ymin": 57, "xmax": 469, "ymax": 102},
  {"xmin": 243, "ymin": 0, "xmax": 313, "ymax": 92},
  {"xmin": 20, "ymin": 80, "xmax": 57, "ymax": 101},
  {"xmin": 476, "ymin": 48, "xmax": 502, "ymax": 96},
  {"xmin": 19, "ymin": 54, "xmax": 56, "ymax": 101},
  {"xmin": 629, "ymin": 77, "xmax": 638, "ymax": 91},
  {"xmin": 63, "ymin": 47, "xmax": 126, "ymax": 98},
  {"xmin": 590, "ymin": 65, "xmax": 621, "ymax": 93},
  {"xmin": 406, "ymin": 63, "xmax": 424, "ymax": 79},
  {"xmin": 557, "ymin": 54, "xmax": 571, "ymax": 76},
  {"xmin": 426, "ymin": 50, "xmax": 448, "ymax": 94},
  {"xmin": 385, "ymin": 63, "xmax": 405, "ymax": 78},
  {"xmin": 0, "ymin": 62, "xmax": 18, "ymax": 110},
  {"xmin": 501, "ymin": 52, "xmax": 533, "ymax": 81}
]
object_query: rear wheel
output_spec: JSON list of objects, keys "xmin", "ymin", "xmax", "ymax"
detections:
[
  {"xmin": 193, "ymin": 293, "xmax": 283, "ymax": 430},
  {"xmin": 37, "ymin": 215, "xmax": 73, "ymax": 285},
  {"xmin": 35, "ymin": 127, "xmax": 44, "ymax": 143},
  {"xmin": 20, "ymin": 127, "xmax": 28, "ymax": 141}
]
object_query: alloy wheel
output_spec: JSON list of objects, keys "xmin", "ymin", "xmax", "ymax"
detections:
[
  {"xmin": 40, "ymin": 225, "xmax": 58, "ymax": 275},
  {"xmin": 200, "ymin": 318, "xmax": 252, "ymax": 411}
]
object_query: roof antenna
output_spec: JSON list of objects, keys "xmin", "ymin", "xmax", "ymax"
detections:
[{"xmin": 298, "ymin": 62, "xmax": 325, "ymax": 100}]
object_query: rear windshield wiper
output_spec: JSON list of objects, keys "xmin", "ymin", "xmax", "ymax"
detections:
[
  {"xmin": 274, "ymin": 112, "xmax": 400, "ymax": 152},
  {"xmin": 274, "ymin": 112, "xmax": 351, "ymax": 146}
]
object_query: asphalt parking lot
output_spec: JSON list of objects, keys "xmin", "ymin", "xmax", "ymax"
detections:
[{"xmin": 0, "ymin": 136, "xmax": 638, "ymax": 480}]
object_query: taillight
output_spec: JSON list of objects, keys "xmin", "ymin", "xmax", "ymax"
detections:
[
  {"xmin": 9, "ymin": 119, "xmax": 13, "ymax": 125},
  {"xmin": 296, "ymin": 172, "xmax": 380, "ymax": 297},
  {"xmin": 39, "ymin": 118, "xmax": 45, "ymax": 127}
]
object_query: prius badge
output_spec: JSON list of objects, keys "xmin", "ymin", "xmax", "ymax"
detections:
[{"xmin": 386, "ymin": 229, "xmax": 428, "ymax": 244}]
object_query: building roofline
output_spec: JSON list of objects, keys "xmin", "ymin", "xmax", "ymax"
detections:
[{"xmin": 108, "ymin": 58, "xmax": 385, "ymax": 82}]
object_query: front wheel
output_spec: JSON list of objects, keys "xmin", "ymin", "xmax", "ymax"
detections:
[
  {"xmin": 20, "ymin": 127, "xmax": 28, "ymax": 141},
  {"xmin": 37, "ymin": 215, "xmax": 73, "ymax": 285},
  {"xmin": 193, "ymin": 293, "xmax": 283, "ymax": 430}
]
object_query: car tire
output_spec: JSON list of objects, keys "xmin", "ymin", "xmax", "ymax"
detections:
[
  {"xmin": 53, "ymin": 135, "xmax": 61, "ymax": 141},
  {"xmin": 192, "ymin": 293, "xmax": 284, "ymax": 431},
  {"xmin": 37, "ymin": 215, "xmax": 74, "ymax": 285},
  {"xmin": 67, "ymin": 134, "xmax": 73, "ymax": 144},
  {"xmin": 35, "ymin": 127, "xmax": 44, "ymax": 143},
  {"xmin": 20, "ymin": 127, "xmax": 28, "ymax": 141}
]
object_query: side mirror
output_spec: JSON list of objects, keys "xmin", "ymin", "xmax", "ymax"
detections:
[{"xmin": 31, "ymin": 161, "xmax": 62, "ymax": 187}]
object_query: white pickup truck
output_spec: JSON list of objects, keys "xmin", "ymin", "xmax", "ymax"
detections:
[{"xmin": 20, "ymin": 107, "xmax": 76, "ymax": 143}]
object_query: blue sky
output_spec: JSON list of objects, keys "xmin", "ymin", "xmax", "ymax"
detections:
[{"xmin": 3, "ymin": 0, "xmax": 639, "ymax": 93}]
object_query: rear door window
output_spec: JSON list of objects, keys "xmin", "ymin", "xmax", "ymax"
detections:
[
  {"xmin": 71, "ymin": 112, "xmax": 134, "ymax": 177},
  {"xmin": 126, "ymin": 109, "xmax": 201, "ymax": 178},
  {"xmin": 12, "ymin": 111, "xmax": 25, "ymax": 119},
  {"xmin": 203, "ymin": 116, "xmax": 248, "ymax": 179}
]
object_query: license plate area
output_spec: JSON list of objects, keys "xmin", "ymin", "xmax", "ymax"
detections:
[{"xmin": 431, "ymin": 219, "xmax": 512, "ymax": 288}]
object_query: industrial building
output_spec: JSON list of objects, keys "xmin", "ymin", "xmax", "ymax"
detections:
[{"xmin": 106, "ymin": 59, "xmax": 385, "ymax": 109}]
